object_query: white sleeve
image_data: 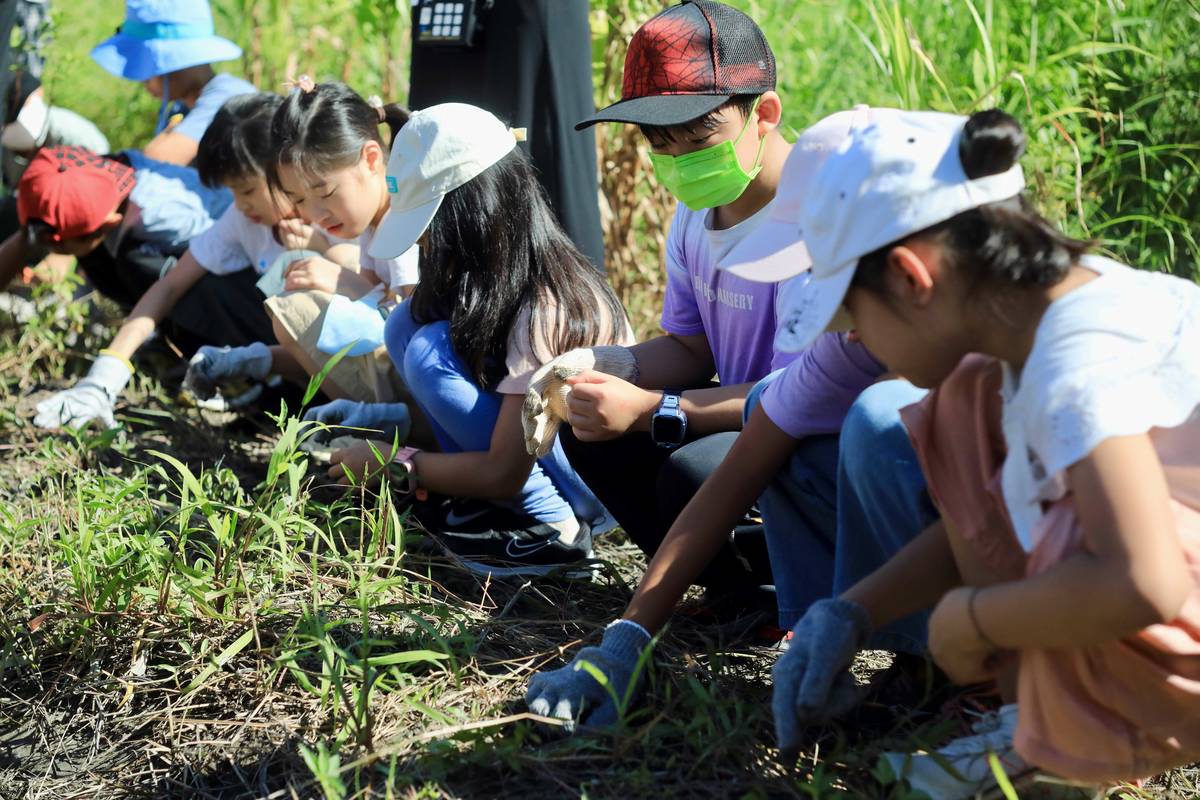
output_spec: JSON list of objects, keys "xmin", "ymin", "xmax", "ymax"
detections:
[
  {"xmin": 371, "ymin": 244, "xmax": 420, "ymax": 289},
  {"xmin": 1001, "ymin": 263, "xmax": 1200, "ymax": 549},
  {"xmin": 187, "ymin": 206, "xmax": 252, "ymax": 276}
]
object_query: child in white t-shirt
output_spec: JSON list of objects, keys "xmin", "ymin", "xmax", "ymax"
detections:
[
  {"xmin": 731, "ymin": 107, "xmax": 1200, "ymax": 793},
  {"xmin": 186, "ymin": 81, "xmax": 423, "ymax": 418},
  {"xmin": 33, "ymin": 93, "xmax": 349, "ymax": 430}
]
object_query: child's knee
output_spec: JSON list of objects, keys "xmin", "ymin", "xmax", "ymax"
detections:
[
  {"xmin": 270, "ymin": 313, "xmax": 296, "ymax": 352},
  {"xmin": 841, "ymin": 380, "xmax": 927, "ymax": 481},
  {"xmin": 401, "ymin": 320, "xmax": 454, "ymax": 384},
  {"xmin": 383, "ymin": 301, "xmax": 420, "ymax": 366}
]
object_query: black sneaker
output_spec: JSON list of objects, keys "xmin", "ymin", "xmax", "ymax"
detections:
[{"xmin": 424, "ymin": 502, "xmax": 595, "ymax": 577}]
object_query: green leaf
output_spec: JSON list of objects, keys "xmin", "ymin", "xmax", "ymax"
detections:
[
  {"xmin": 987, "ymin": 752, "xmax": 1020, "ymax": 800},
  {"xmin": 363, "ymin": 649, "xmax": 451, "ymax": 668},
  {"xmin": 183, "ymin": 627, "xmax": 255, "ymax": 695}
]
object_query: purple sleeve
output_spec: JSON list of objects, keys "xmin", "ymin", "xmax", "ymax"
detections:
[
  {"xmin": 660, "ymin": 211, "xmax": 706, "ymax": 337},
  {"xmin": 760, "ymin": 333, "xmax": 886, "ymax": 439}
]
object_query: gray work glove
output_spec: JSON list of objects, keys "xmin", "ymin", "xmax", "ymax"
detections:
[
  {"xmin": 526, "ymin": 619, "xmax": 652, "ymax": 732},
  {"xmin": 301, "ymin": 399, "xmax": 412, "ymax": 445},
  {"xmin": 772, "ymin": 598, "xmax": 872, "ymax": 753},
  {"xmin": 182, "ymin": 342, "xmax": 272, "ymax": 401},
  {"xmin": 522, "ymin": 346, "xmax": 639, "ymax": 457},
  {"xmin": 34, "ymin": 353, "xmax": 132, "ymax": 430}
]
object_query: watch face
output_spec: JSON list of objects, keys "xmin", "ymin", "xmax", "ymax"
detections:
[{"xmin": 652, "ymin": 413, "xmax": 686, "ymax": 445}]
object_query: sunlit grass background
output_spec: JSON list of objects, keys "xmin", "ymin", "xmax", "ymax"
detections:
[
  {"xmin": 44, "ymin": 0, "xmax": 1200, "ymax": 337},
  {"xmin": 2, "ymin": 1, "xmax": 1198, "ymax": 797}
]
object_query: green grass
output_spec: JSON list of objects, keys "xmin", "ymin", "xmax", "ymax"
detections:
[{"xmin": 3, "ymin": 0, "xmax": 1200, "ymax": 797}]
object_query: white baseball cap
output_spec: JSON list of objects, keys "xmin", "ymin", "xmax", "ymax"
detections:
[
  {"xmin": 369, "ymin": 102, "xmax": 523, "ymax": 259},
  {"xmin": 720, "ymin": 108, "xmax": 1026, "ymax": 352}
]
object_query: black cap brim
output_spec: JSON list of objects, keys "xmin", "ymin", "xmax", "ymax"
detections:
[{"xmin": 575, "ymin": 93, "xmax": 733, "ymax": 131}]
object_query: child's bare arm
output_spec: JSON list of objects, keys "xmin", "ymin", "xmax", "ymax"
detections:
[
  {"xmin": 0, "ymin": 230, "xmax": 34, "ymax": 290},
  {"xmin": 107, "ymin": 252, "xmax": 207, "ymax": 359},
  {"xmin": 841, "ymin": 518, "xmax": 959, "ymax": 629},
  {"xmin": 284, "ymin": 256, "xmax": 378, "ymax": 299},
  {"xmin": 623, "ymin": 404, "xmax": 799, "ymax": 634},
  {"xmin": 971, "ymin": 433, "xmax": 1191, "ymax": 649}
]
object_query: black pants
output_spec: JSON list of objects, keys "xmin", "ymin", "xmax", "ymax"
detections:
[
  {"xmin": 79, "ymin": 245, "xmax": 275, "ymax": 358},
  {"xmin": 560, "ymin": 426, "xmax": 774, "ymax": 593},
  {"xmin": 408, "ymin": 0, "xmax": 605, "ymax": 272}
]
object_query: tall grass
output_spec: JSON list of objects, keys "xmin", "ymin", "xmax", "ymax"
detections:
[
  {"xmin": 592, "ymin": 0, "xmax": 1200, "ymax": 332},
  {"xmin": 39, "ymin": 1, "xmax": 1200, "ymax": 337}
]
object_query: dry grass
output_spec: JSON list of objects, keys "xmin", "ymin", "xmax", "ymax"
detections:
[{"xmin": 1, "ymin": 300, "xmax": 1197, "ymax": 797}]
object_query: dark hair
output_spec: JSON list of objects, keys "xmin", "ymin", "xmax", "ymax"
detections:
[
  {"xmin": 639, "ymin": 94, "xmax": 760, "ymax": 145},
  {"xmin": 853, "ymin": 109, "xmax": 1090, "ymax": 295},
  {"xmin": 268, "ymin": 82, "xmax": 409, "ymax": 189},
  {"xmin": 24, "ymin": 219, "xmax": 57, "ymax": 246},
  {"xmin": 195, "ymin": 92, "xmax": 284, "ymax": 188},
  {"xmin": 409, "ymin": 147, "xmax": 630, "ymax": 388}
]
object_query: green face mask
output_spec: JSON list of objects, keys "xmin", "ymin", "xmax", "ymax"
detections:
[{"xmin": 649, "ymin": 99, "xmax": 767, "ymax": 211}]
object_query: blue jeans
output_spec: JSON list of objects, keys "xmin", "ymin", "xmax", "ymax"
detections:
[
  {"xmin": 384, "ymin": 302, "xmax": 613, "ymax": 531},
  {"xmin": 835, "ymin": 380, "xmax": 937, "ymax": 654},
  {"xmin": 745, "ymin": 373, "xmax": 841, "ymax": 630},
  {"xmin": 748, "ymin": 375, "xmax": 937, "ymax": 653}
]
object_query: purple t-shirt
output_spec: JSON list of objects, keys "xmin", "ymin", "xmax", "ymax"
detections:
[
  {"xmin": 760, "ymin": 332, "xmax": 886, "ymax": 438},
  {"xmin": 661, "ymin": 201, "xmax": 797, "ymax": 385}
]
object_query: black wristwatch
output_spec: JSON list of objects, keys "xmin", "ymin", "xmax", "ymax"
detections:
[{"xmin": 650, "ymin": 388, "xmax": 687, "ymax": 449}]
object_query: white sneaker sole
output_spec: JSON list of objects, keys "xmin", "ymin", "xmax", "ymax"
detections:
[{"xmin": 453, "ymin": 550, "xmax": 598, "ymax": 579}]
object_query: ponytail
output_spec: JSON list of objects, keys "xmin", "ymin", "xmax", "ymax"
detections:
[
  {"xmin": 379, "ymin": 103, "xmax": 410, "ymax": 143},
  {"xmin": 853, "ymin": 109, "xmax": 1091, "ymax": 294}
]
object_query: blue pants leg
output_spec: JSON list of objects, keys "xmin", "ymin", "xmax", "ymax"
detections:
[
  {"xmin": 384, "ymin": 302, "xmax": 608, "ymax": 527},
  {"xmin": 834, "ymin": 379, "xmax": 938, "ymax": 654},
  {"xmin": 745, "ymin": 373, "xmax": 842, "ymax": 631}
]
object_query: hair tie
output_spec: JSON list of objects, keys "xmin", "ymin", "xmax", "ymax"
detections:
[
  {"xmin": 367, "ymin": 95, "xmax": 386, "ymax": 123},
  {"xmin": 511, "ymin": 127, "xmax": 527, "ymax": 143},
  {"xmin": 282, "ymin": 74, "xmax": 316, "ymax": 94}
]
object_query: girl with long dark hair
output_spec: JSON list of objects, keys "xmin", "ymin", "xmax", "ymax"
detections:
[{"xmin": 329, "ymin": 103, "xmax": 632, "ymax": 575}]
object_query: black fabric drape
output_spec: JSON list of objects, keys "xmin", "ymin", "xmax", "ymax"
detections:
[{"xmin": 409, "ymin": 0, "xmax": 606, "ymax": 272}]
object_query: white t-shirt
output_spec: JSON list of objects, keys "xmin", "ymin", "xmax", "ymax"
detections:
[
  {"xmin": 999, "ymin": 255, "xmax": 1200, "ymax": 550},
  {"xmin": 191, "ymin": 206, "xmax": 355, "ymax": 277},
  {"xmin": 190, "ymin": 205, "xmax": 285, "ymax": 275},
  {"xmin": 359, "ymin": 216, "xmax": 419, "ymax": 290}
]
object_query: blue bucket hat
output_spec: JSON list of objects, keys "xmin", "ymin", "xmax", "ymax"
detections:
[{"xmin": 91, "ymin": 0, "xmax": 243, "ymax": 82}]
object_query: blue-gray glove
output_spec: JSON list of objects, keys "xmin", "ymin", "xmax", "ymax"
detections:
[
  {"xmin": 772, "ymin": 598, "xmax": 871, "ymax": 753},
  {"xmin": 302, "ymin": 399, "xmax": 412, "ymax": 445},
  {"xmin": 526, "ymin": 619, "xmax": 652, "ymax": 732},
  {"xmin": 183, "ymin": 342, "xmax": 272, "ymax": 400}
]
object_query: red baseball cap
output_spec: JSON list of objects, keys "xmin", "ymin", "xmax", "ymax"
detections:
[
  {"xmin": 576, "ymin": 0, "xmax": 776, "ymax": 130},
  {"xmin": 18, "ymin": 146, "xmax": 135, "ymax": 241}
]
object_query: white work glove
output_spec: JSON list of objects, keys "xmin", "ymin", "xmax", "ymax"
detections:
[
  {"xmin": 522, "ymin": 345, "xmax": 639, "ymax": 457},
  {"xmin": 182, "ymin": 342, "xmax": 272, "ymax": 401},
  {"xmin": 34, "ymin": 353, "xmax": 132, "ymax": 430}
]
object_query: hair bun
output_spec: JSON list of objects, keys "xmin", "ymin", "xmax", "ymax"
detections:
[{"xmin": 959, "ymin": 109, "xmax": 1026, "ymax": 180}]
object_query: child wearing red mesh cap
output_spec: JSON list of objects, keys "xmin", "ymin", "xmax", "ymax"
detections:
[
  {"xmin": 524, "ymin": 1, "xmax": 906, "ymax": 731},
  {"xmin": 0, "ymin": 144, "xmax": 239, "ymax": 428}
]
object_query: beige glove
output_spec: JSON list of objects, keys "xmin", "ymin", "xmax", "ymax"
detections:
[{"xmin": 522, "ymin": 346, "xmax": 639, "ymax": 457}]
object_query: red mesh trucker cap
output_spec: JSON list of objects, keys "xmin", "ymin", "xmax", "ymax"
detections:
[
  {"xmin": 576, "ymin": 0, "xmax": 776, "ymax": 130},
  {"xmin": 17, "ymin": 146, "xmax": 135, "ymax": 242}
]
